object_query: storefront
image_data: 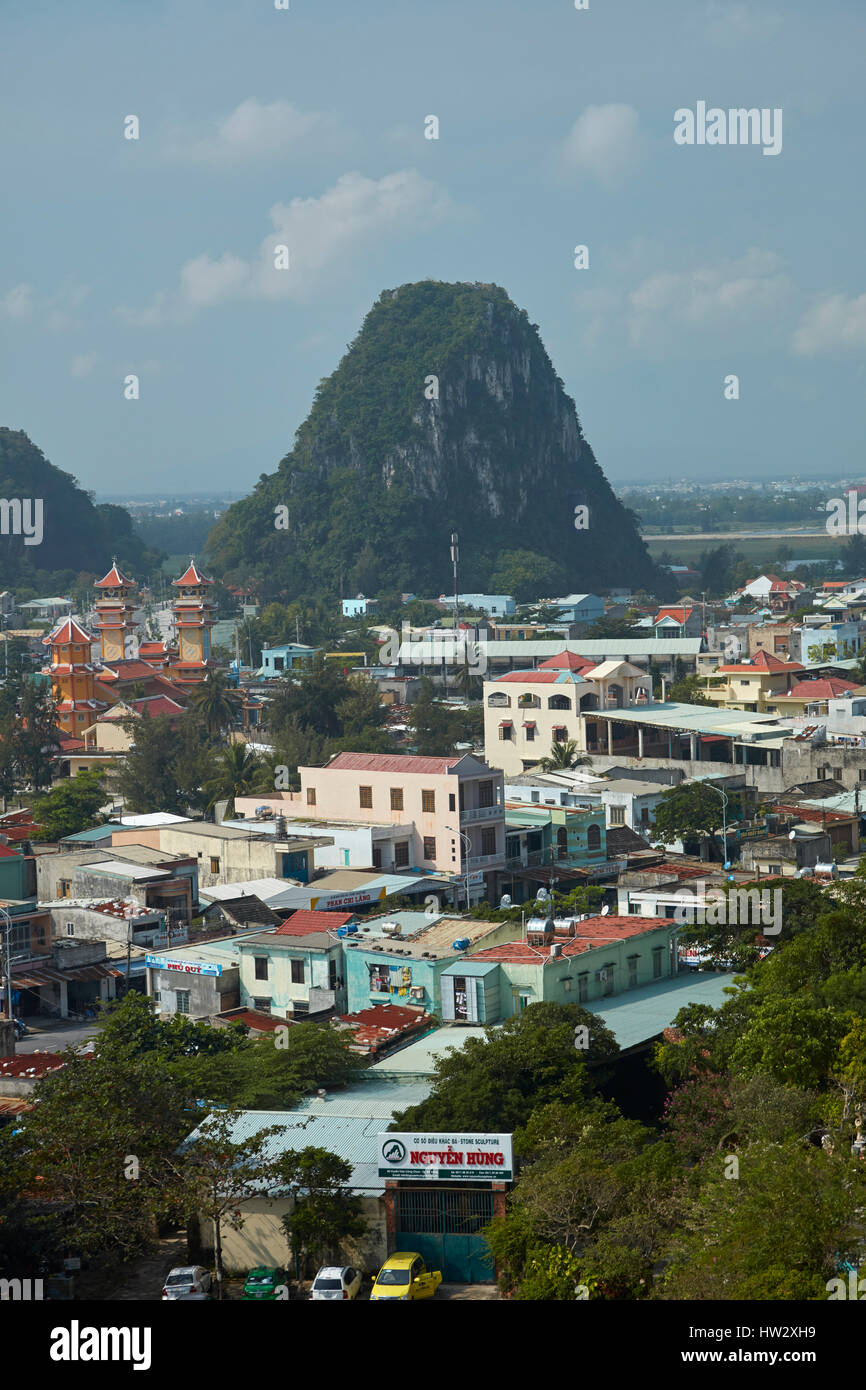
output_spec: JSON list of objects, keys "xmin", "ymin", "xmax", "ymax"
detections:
[{"xmin": 378, "ymin": 1132, "xmax": 513, "ymax": 1283}]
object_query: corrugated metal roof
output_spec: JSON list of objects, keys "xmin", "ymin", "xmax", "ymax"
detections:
[{"xmin": 585, "ymin": 971, "xmax": 739, "ymax": 1049}]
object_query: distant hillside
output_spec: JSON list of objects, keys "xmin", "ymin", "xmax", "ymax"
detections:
[
  {"xmin": 207, "ymin": 281, "xmax": 670, "ymax": 600},
  {"xmin": 0, "ymin": 429, "xmax": 159, "ymax": 595}
]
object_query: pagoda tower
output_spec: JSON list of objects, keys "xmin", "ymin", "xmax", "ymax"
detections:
[
  {"xmin": 93, "ymin": 561, "xmax": 138, "ymax": 663},
  {"xmin": 168, "ymin": 558, "xmax": 215, "ymax": 688},
  {"xmin": 41, "ymin": 617, "xmax": 106, "ymax": 735}
]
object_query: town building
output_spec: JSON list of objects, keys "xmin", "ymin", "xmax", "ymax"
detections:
[
  {"xmin": 168, "ymin": 560, "xmax": 215, "ymax": 689},
  {"xmin": 41, "ymin": 616, "xmax": 106, "ymax": 736},
  {"xmin": 92, "ymin": 562, "xmax": 138, "ymax": 663}
]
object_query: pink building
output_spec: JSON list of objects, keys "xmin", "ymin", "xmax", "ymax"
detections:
[{"xmin": 296, "ymin": 752, "xmax": 506, "ymax": 900}]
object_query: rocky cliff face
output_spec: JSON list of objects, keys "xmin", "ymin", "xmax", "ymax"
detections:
[{"xmin": 207, "ymin": 281, "xmax": 664, "ymax": 599}]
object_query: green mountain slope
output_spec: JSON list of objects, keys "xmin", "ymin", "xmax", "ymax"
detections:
[{"xmin": 207, "ymin": 281, "xmax": 667, "ymax": 599}]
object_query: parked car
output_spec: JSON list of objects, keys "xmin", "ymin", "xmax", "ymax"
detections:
[
  {"xmin": 370, "ymin": 1253, "xmax": 442, "ymax": 1301},
  {"xmin": 241, "ymin": 1267, "xmax": 289, "ymax": 1301},
  {"xmin": 310, "ymin": 1265, "xmax": 362, "ymax": 1301},
  {"xmin": 161, "ymin": 1266, "xmax": 212, "ymax": 1300}
]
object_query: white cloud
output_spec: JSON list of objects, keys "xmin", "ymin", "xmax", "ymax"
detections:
[
  {"xmin": 164, "ymin": 98, "xmax": 343, "ymax": 166},
  {"xmin": 574, "ymin": 249, "xmax": 793, "ymax": 356},
  {"xmin": 791, "ymin": 293, "xmax": 866, "ymax": 356},
  {"xmin": 560, "ymin": 104, "xmax": 641, "ymax": 187},
  {"xmin": 704, "ymin": 2, "xmax": 782, "ymax": 43},
  {"xmin": 0, "ymin": 284, "xmax": 34, "ymax": 320},
  {"xmin": 70, "ymin": 352, "xmax": 98, "ymax": 378},
  {"xmin": 627, "ymin": 249, "xmax": 791, "ymax": 348},
  {"xmin": 120, "ymin": 169, "xmax": 454, "ymax": 324}
]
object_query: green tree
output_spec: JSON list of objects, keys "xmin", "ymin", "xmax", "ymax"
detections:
[
  {"xmin": 203, "ymin": 742, "xmax": 263, "ymax": 815},
  {"xmin": 280, "ymin": 1147, "xmax": 367, "ymax": 1274},
  {"xmin": 113, "ymin": 714, "xmax": 185, "ymax": 813},
  {"xmin": 14, "ymin": 683, "xmax": 61, "ymax": 790},
  {"xmin": 188, "ymin": 671, "xmax": 242, "ymax": 737},
  {"xmin": 537, "ymin": 739, "xmax": 590, "ymax": 772},
  {"xmin": 653, "ymin": 781, "xmax": 736, "ymax": 860},
  {"xmin": 32, "ymin": 768, "xmax": 105, "ymax": 840}
]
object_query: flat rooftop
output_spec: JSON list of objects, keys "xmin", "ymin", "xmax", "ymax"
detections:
[{"xmin": 343, "ymin": 914, "xmax": 507, "ymax": 960}]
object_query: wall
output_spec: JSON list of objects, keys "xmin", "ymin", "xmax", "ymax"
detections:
[
  {"xmin": 151, "ymin": 967, "xmax": 237, "ymax": 1019},
  {"xmin": 198, "ymin": 1194, "xmax": 387, "ymax": 1275},
  {"xmin": 237, "ymin": 941, "xmax": 345, "ymax": 1017}
]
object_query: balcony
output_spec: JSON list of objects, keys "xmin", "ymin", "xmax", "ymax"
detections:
[
  {"xmin": 467, "ymin": 852, "xmax": 504, "ymax": 868},
  {"xmin": 459, "ymin": 804, "xmax": 503, "ymax": 824}
]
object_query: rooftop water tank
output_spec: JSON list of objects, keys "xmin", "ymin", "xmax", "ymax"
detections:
[{"xmin": 452, "ymin": 937, "xmax": 470, "ymax": 951}]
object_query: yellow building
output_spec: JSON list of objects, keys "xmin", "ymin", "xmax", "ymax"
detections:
[
  {"xmin": 703, "ymin": 650, "xmax": 804, "ymax": 713},
  {"xmin": 169, "ymin": 559, "xmax": 215, "ymax": 689},
  {"xmin": 92, "ymin": 561, "xmax": 138, "ymax": 663},
  {"xmin": 41, "ymin": 617, "xmax": 106, "ymax": 736}
]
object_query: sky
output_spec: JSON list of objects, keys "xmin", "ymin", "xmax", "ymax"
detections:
[{"xmin": 1, "ymin": 0, "xmax": 864, "ymax": 496}]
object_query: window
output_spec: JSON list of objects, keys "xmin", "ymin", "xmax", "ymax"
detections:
[
  {"xmin": 369, "ymin": 963, "xmax": 390, "ymax": 993},
  {"xmin": 449, "ymin": 793, "xmax": 456, "ymax": 812},
  {"xmin": 548, "ymin": 694, "xmax": 572, "ymax": 711},
  {"xmin": 499, "ymin": 723, "xmax": 513, "ymax": 741},
  {"xmin": 577, "ymin": 973, "xmax": 589, "ymax": 1003},
  {"xmin": 175, "ymin": 990, "xmax": 190, "ymax": 1015},
  {"xmin": 859, "ymin": 769, "xmax": 866, "ymax": 783},
  {"xmin": 306, "ymin": 787, "xmax": 316, "ymax": 806},
  {"xmin": 525, "ymin": 724, "xmax": 536, "ymax": 741},
  {"xmin": 556, "ymin": 826, "xmax": 569, "ymax": 860},
  {"xmin": 254, "ymin": 956, "xmax": 269, "ymax": 981},
  {"xmin": 628, "ymin": 954, "xmax": 639, "ymax": 988},
  {"xmin": 603, "ymin": 963, "xmax": 615, "ymax": 997},
  {"xmin": 652, "ymin": 947, "xmax": 664, "ymax": 980},
  {"xmin": 359, "ymin": 785, "xmax": 373, "ymax": 808},
  {"xmin": 329, "ymin": 958, "xmax": 338, "ymax": 991},
  {"xmin": 209, "ymin": 857, "xmax": 220, "ymax": 875},
  {"xmin": 531, "ymin": 790, "xmax": 540, "ymax": 803},
  {"xmin": 481, "ymin": 827, "xmax": 496, "ymax": 856},
  {"xmin": 290, "ymin": 959, "xmax": 305, "ymax": 984},
  {"xmin": 553, "ymin": 726, "xmax": 568, "ymax": 743},
  {"xmin": 372, "ymin": 844, "xmax": 382, "ymax": 869},
  {"xmin": 479, "ymin": 780, "xmax": 495, "ymax": 808},
  {"xmin": 390, "ymin": 787, "xmax": 404, "ymax": 811},
  {"xmin": 59, "ymin": 879, "xmax": 72, "ymax": 898},
  {"xmin": 253, "ymin": 998, "xmax": 271, "ymax": 1013},
  {"xmin": 587, "ymin": 824, "xmax": 602, "ymax": 851},
  {"xmin": 153, "ymin": 990, "xmax": 161, "ymax": 1003},
  {"xmin": 395, "ymin": 841, "xmax": 410, "ymax": 868},
  {"xmin": 65, "ymin": 921, "xmax": 75, "ymax": 936},
  {"xmin": 421, "ymin": 789, "xmax": 435, "ymax": 814},
  {"xmin": 609, "ymin": 806, "xmax": 625, "ymax": 826},
  {"xmin": 423, "ymin": 836, "xmax": 436, "ymax": 861}
]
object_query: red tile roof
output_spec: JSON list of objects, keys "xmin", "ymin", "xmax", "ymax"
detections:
[
  {"xmin": 537, "ymin": 651, "xmax": 594, "ymax": 672},
  {"xmin": 172, "ymin": 561, "xmax": 212, "ymax": 587},
  {"xmin": 0, "ymin": 1052, "xmax": 68, "ymax": 1079},
  {"xmin": 494, "ymin": 670, "xmax": 578, "ymax": 684},
  {"xmin": 783, "ymin": 678, "xmax": 856, "ymax": 700},
  {"xmin": 325, "ymin": 752, "xmax": 462, "ymax": 774},
  {"xmin": 275, "ymin": 910, "xmax": 357, "ymax": 936},
  {"xmin": 654, "ymin": 606, "xmax": 693, "ymax": 625},
  {"xmin": 95, "ymin": 563, "xmax": 135, "ymax": 589},
  {"xmin": 43, "ymin": 617, "xmax": 93, "ymax": 647},
  {"xmin": 717, "ymin": 650, "xmax": 804, "ymax": 675},
  {"xmin": 470, "ymin": 914, "xmax": 675, "ymax": 962}
]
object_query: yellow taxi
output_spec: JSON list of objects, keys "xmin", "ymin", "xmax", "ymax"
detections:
[{"xmin": 370, "ymin": 1252, "xmax": 442, "ymax": 1301}]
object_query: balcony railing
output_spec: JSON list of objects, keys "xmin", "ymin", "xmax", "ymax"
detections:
[
  {"xmin": 467, "ymin": 852, "xmax": 504, "ymax": 867},
  {"xmin": 459, "ymin": 804, "xmax": 503, "ymax": 824}
]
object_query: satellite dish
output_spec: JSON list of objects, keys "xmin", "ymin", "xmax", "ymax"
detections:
[
  {"xmin": 600, "ymin": 904, "xmax": 610, "ymax": 915},
  {"xmin": 536, "ymin": 887, "xmax": 550, "ymax": 902},
  {"xmin": 499, "ymin": 894, "xmax": 512, "ymax": 909},
  {"xmin": 788, "ymin": 829, "xmax": 797, "ymax": 840}
]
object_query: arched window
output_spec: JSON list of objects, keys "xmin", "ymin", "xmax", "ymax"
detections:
[
  {"xmin": 548, "ymin": 694, "xmax": 572, "ymax": 711},
  {"xmin": 487, "ymin": 692, "xmax": 511, "ymax": 707},
  {"xmin": 587, "ymin": 823, "xmax": 602, "ymax": 851},
  {"xmin": 556, "ymin": 826, "xmax": 569, "ymax": 860}
]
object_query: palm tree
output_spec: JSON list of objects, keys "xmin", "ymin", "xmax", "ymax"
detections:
[
  {"xmin": 189, "ymin": 671, "xmax": 242, "ymax": 737},
  {"xmin": 537, "ymin": 739, "xmax": 591, "ymax": 772},
  {"xmin": 203, "ymin": 742, "xmax": 263, "ymax": 816}
]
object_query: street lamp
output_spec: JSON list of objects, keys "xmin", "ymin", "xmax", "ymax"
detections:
[
  {"xmin": 445, "ymin": 824, "xmax": 472, "ymax": 912},
  {"xmin": 705, "ymin": 783, "xmax": 730, "ymax": 871},
  {"xmin": 0, "ymin": 905, "xmax": 13, "ymax": 1025}
]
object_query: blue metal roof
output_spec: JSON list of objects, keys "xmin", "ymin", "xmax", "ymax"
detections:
[{"xmin": 585, "ymin": 971, "xmax": 740, "ymax": 1049}]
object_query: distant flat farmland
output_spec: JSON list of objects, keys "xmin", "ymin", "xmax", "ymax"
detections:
[{"xmin": 644, "ymin": 531, "xmax": 844, "ymax": 565}]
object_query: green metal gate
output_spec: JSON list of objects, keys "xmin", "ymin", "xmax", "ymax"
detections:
[{"xmin": 394, "ymin": 1187, "xmax": 495, "ymax": 1283}]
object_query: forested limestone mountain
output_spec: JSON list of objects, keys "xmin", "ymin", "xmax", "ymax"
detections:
[
  {"xmin": 207, "ymin": 281, "xmax": 668, "ymax": 600},
  {"xmin": 0, "ymin": 429, "xmax": 159, "ymax": 594}
]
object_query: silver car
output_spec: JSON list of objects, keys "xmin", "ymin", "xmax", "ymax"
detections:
[
  {"xmin": 310, "ymin": 1265, "xmax": 362, "ymax": 1301},
  {"xmin": 162, "ymin": 1266, "xmax": 213, "ymax": 1300}
]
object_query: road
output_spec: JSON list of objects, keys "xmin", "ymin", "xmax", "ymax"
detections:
[{"xmin": 15, "ymin": 1018, "xmax": 102, "ymax": 1054}]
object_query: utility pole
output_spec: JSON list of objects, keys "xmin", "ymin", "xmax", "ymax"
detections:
[{"xmin": 450, "ymin": 530, "xmax": 459, "ymax": 638}]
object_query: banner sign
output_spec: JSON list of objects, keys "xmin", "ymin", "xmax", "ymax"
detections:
[
  {"xmin": 377, "ymin": 1132, "xmax": 513, "ymax": 1181},
  {"xmin": 145, "ymin": 954, "xmax": 221, "ymax": 977}
]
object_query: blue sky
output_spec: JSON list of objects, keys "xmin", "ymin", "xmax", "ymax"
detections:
[{"xmin": 1, "ymin": 0, "xmax": 864, "ymax": 494}]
